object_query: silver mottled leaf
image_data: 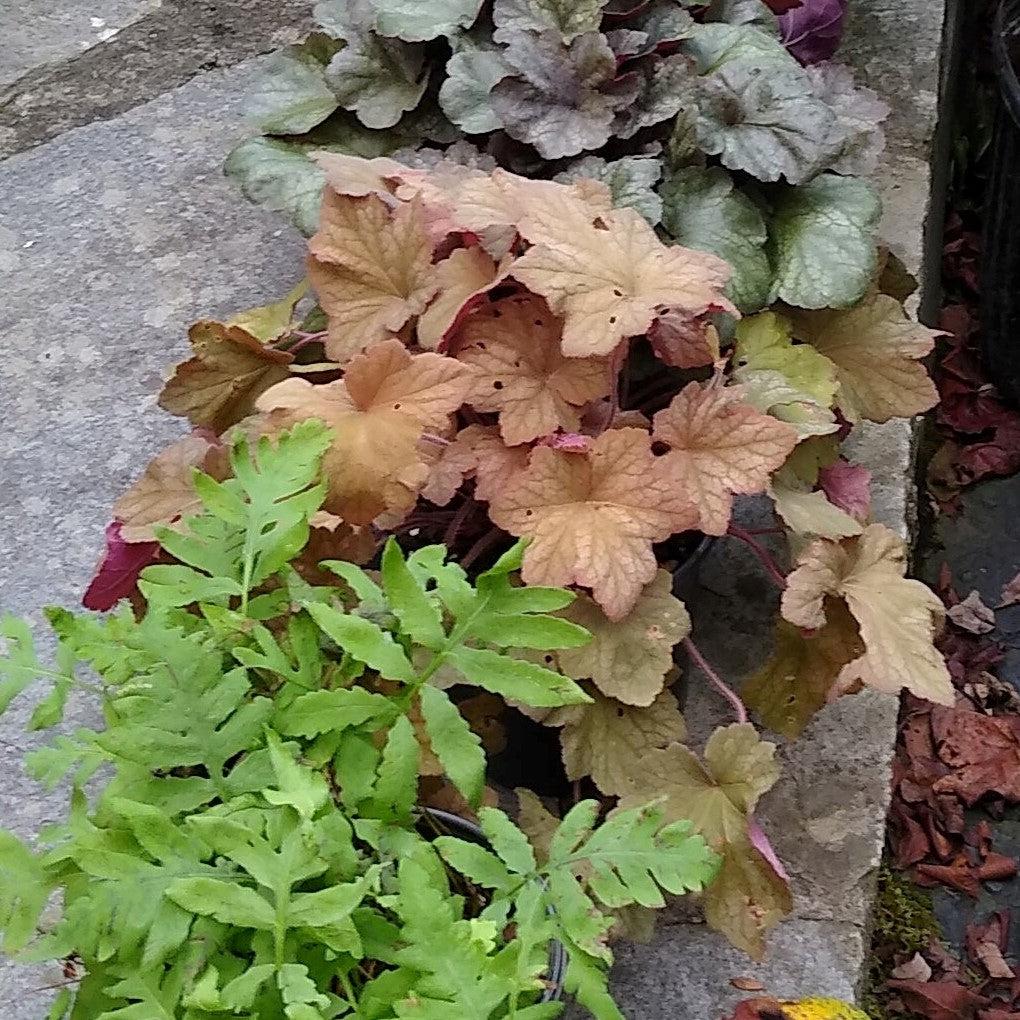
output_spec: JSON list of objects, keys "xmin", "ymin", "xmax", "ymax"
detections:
[
  {"xmin": 703, "ymin": 0, "xmax": 780, "ymax": 32},
  {"xmin": 493, "ymin": 0, "xmax": 612, "ymax": 43},
  {"xmin": 249, "ymin": 44, "xmax": 341, "ymax": 135},
  {"xmin": 613, "ymin": 53, "xmax": 696, "ymax": 140},
  {"xmin": 806, "ymin": 63, "xmax": 890, "ymax": 177},
  {"xmin": 683, "ymin": 22, "xmax": 796, "ymax": 73},
  {"xmin": 555, "ymin": 155, "xmax": 664, "ymax": 224},
  {"xmin": 325, "ymin": 29, "xmax": 429, "ymax": 129},
  {"xmin": 490, "ymin": 31, "xmax": 637, "ymax": 159},
  {"xmin": 439, "ymin": 49, "xmax": 513, "ymax": 134},
  {"xmin": 767, "ymin": 174, "xmax": 882, "ymax": 309},
  {"xmin": 660, "ymin": 165, "xmax": 770, "ymax": 312},
  {"xmin": 696, "ymin": 61, "xmax": 835, "ymax": 184},
  {"xmin": 371, "ymin": 0, "xmax": 486, "ymax": 42}
]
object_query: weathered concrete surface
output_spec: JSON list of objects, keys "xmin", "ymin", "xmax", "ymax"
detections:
[
  {"xmin": 0, "ymin": 0, "xmax": 160, "ymax": 90},
  {"xmin": 0, "ymin": 61, "xmax": 306, "ymax": 1018},
  {"xmin": 0, "ymin": 0, "xmax": 312, "ymax": 159}
]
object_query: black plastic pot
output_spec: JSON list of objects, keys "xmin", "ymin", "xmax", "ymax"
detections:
[
  {"xmin": 417, "ymin": 808, "xmax": 567, "ymax": 1004},
  {"xmin": 982, "ymin": 0, "xmax": 1020, "ymax": 403}
]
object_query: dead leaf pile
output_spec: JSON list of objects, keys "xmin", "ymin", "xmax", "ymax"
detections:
[
  {"xmin": 882, "ymin": 909, "xmax": 1020, "ymax": 1019},
  {"xmin": 888, "ymin": 572, "xmax": 1015, "ymax": 890},
  {"xmin": 875, "ymin": 567, "xmax": 1020, "ymax": 1017}
]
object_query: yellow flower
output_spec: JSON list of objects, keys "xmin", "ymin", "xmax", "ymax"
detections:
[{"xmin": 781, "ymin": 999, "xmax": 871, "ymax": 1020}]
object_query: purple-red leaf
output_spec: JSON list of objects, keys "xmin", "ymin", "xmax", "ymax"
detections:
[
  {"xmin": 82, "ymin": 522, "xmax": 159, "ymax": 612},
  {"xmin": 818, "ymin": 460, "xmax": 872, "ymax": 521},
  {"xmin": 778, "ymin": 0, "xmax": 848, "ymax": 65}
]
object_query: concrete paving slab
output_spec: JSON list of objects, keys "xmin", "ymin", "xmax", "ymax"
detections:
[
  {"xmin": 0, "ymin": 0, "xmax": 160, "ymax": 90},
  {"xmin": 1, "ymin": 0, "xmax": 312, "ymax": 159}
]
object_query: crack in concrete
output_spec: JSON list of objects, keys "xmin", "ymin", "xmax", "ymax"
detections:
[{"xmin": 1, "ymin": 0, "xmax": 312, "ymax": 161}]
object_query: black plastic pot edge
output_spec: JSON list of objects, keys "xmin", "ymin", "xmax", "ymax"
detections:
[
  {"xmin": 670, "ymin": 533, "xmax": 717, "ymax": 605},
  {"xmin": 669, "ymin": 533, "xmax": 718, "ymax": 709},
  {"xmin": 416, "ymin": 807, "xmax": 567, "ymax": 1005}
]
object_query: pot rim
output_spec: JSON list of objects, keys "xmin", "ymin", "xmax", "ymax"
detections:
[{"xmin": 416, "ymin": 807, "xmax": 567, "ymax": 1003}]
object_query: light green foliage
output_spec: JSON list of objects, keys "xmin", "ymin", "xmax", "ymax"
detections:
[
  {"xmin": 433, "ymin": 801, "xmax": 719, "ymax": 1008},
  {"xmin": 0, "ymin": 423, "xmax": 713, "ymax": 1018}
]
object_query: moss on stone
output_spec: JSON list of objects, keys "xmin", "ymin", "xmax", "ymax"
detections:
[{"xmin": 861, "ymin": 862, "xmax": 943, "ymax": 1020}]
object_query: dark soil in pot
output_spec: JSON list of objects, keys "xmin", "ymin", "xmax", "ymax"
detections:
[{"xmin": 484, "ymin": 530, "xmax": 716, "ymax": 800}]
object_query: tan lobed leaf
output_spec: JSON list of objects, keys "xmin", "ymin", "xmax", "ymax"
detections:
[
  {"xmin": 615, "ymin": 723, "xmax": 787, "ymax": 957},
  {"xmin": 550, "ymin": 688, "xmax": 687, "ymax": 796},
  {"xmin": 421, "ymin": 424, "xmax": 531, "ymax": 506},
  {"xmin": 617, "ymin": 724, "xmax": 780, "ymax": 848},
  {"xmin": 454, "ymin": 294, "xmax": 611, "ymax": 445},
  {"xmin": 453, "ymin": 168, "xmax": 612, "ymax": 240},
  {"xmin": 790, "ymin": 294, "xmax": 940, "ymax": 423},
  {"xmin": 652, "ymin": 382, "xmax": 799, "ymax": 536},
  {"xmin": 257, "ymin": 339, "xmax": 476, "ymax": 524},
  {"xmin": 743, "ymin": 605, "xmax": 865, "ymax": 739},
  {"xmin": 558, "ymin": 569, "xmax": 691, "ymax": 706},
  {"xmin": 308, "ymin": 191, "xmax": 438, "ymax": 363},
  {"xmin": 313, "ymin": 152, "xmax": 501, "ymax": 249},
  {"xmin": 781, "ymin": 523, "xmax": 954, "ymax": 705},
  {"xmin": 159, "ymin": 321, "xmax": 295, "ymax": 433},
  {"xmin": 416, "ymin": 247, "xmax": 509, "ymax": 351},
  {"xmin": 114, "ymin": 434, "xmax": 224, "ymax": 543},
  {"xmin": 513, "ymin": 206, "xmax": 734, "ymax": 357},
  {"xmin": 487, "ymin": 428, "xmax": 698, "ymax": 620},
  {"xmin": 516, "ymin": 788, "xmax": 561, "ymax": 867},
  {"xmin": 705, "ymin": 842, "xmax": 794, "ymax": 961},
  {"xmin": 311, "ymin": 152, "xmax": 406, "ymax": 199},
  {"xmin": 768, "ymin": 471, "xmax": 863, "ymax": 540}
]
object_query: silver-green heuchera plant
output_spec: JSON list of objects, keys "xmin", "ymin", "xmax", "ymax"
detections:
[{"xmin": 226, "ymin": 0, "xmax": 889, "ymax": 315}]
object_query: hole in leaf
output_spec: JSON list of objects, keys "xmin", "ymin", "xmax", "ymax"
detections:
[
  {"xmin": 493, "ymin": 381, "xmax": 504, "ymax": 390},
  {"xmin": 651, "ymin": 440, "xmax": 670, "ymax": 456}
]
